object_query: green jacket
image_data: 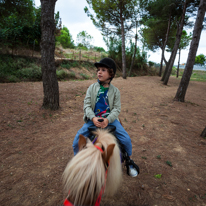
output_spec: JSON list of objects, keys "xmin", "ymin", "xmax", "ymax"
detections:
[{"xmin": 83, "ymin": 82, "xmax": 121, "ymax": 123}]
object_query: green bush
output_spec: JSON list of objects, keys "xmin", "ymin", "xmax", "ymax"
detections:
[
  {"xmin": 101, "ymin": 52, "xmax": 108, "ymax": 58},
  {"xmin": 148, "ymin": 61, "xmax": 155, "ymax": 67},
  {"xmin": 61, "ymin": 61, "xmax": 79, "ymax": 70},
  {"xmin": 7, "ymin": 75, "xmax": 20, "ymax": 83},
  {"xmin": 68, "ymin": 72, "xmax": 76, "ymax": 78},
  {"xmin": 77, "ymin": 46, "xmax": 88, "ymax": 51},
  {"xmin": 56, "ymin": 26, "xmax": 75, "ymax": 49},
  {"xmin": 16, "ymin": 68, "xmax": 32, "ymax": 78},
  {"xmin": 0, "ymin": 56, "xmax": 17, "ymax": 77},
  {"xmin": 80, "ymin": 73, "xmax": 89, "ymax": 79},
  {"xmin": 179, "ymin": 69, "xmax": 184, "ymax": 76},
  {"xmin": 56, "ymin": 69, "xmax": 69, "ymax": 79},
  {"xmin": 70, "ymin": 61, "xmax": 79, "ymax": 68},
  {"xmin": 0, "ymin": 54, "xmax": 40, "ymax": 82},
  {"xmin": 94, "ymin": 46, "xmax": 105, "ymax": 52},
  {"xmin": 16, "ymin": 65, "xmax": 42, "ymax": 80},
  {"xmin": 171, "ymin": 67, "xmax": 177, "ymax": 75},
  {"xmin": 61, "ymin": 63, "xmax": 71, "ymax": 69},
  {"xmin": 15, "ymin": 58, "xmax": 28, "ymax": 69}
]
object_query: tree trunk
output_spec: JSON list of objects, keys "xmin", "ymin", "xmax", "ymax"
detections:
[
  {"xmin": 201, "ymin": 126, "xmax": 206, "ymax": 137},
  {"xmin": 159, "ymin": 14, "xmax": 171, "ymax": 77},
  {"xmin": 163, "ymin": 0, "xmax": 187, "ymax": 85},
  {"xmin": 128, "ymin": 22, "xmax": 138, "ymax": 77},
  {"xmin": 176, "ymin": 49, "xmax": 181, "ymax": 78},
  {"xmin": 174, "ymin": 0, "xmax": 206, "ymax": 102},
  {"xmin": 159, "ymin": 50, "xmax": 164, "ymax": 77},
  {"xmin": 120, "ymin": 6, "xmax": 127, "ymax": 79},
  {"xmin": 163, "ymin": 55, "xmax": 168, "ymax": 66},
  {"xmin": 161, "ymin": 57, "xmax": 171, "ymax": 81},
  {"xmin": 40, "ymin": 0, "xmax": 59, "ymax": 110}
]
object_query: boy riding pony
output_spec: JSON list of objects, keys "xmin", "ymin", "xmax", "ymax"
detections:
[{"xmin": 72, "ymin": 57, "xmax": 138, "ymax": 177}]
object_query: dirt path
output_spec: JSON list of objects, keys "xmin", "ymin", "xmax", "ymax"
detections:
[{"xmin": 0, "ymin": 76, "xmax": 206, "ymax": 206}]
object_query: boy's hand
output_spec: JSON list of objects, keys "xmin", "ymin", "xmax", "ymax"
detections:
[
  {"xmin": 101, "ymin": 118, "xmax": 109, "ymax": 128},
  {"xmin": 92, "ymin": 117, "xmax": 102, "ymax": 127},
  {"xmin": 92, "ymin": 117, "xmax": 109, "ymax": 128}
]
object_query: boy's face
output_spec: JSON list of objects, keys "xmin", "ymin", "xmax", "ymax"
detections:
[{"xmin": 97, "ymin": 67, "xmax": 111, "ymax": 82}]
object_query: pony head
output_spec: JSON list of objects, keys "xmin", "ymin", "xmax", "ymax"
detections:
[{"xmin": 62, "ymin": 130, "xmax": 122, "ymax": 206}]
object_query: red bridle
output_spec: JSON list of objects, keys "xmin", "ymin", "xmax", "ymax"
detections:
[{"xmin": 64, "ymin": 145, "xmax": 108, "ymax": 206}]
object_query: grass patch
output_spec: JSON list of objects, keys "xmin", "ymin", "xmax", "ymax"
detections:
[
  {"xmin": 166, "ymin": 161, "xmax": 172, "ymax": 167},
  {"xmin": 190, "ymin": 71, "xmax": 206, "ymax": 82},
  {"xmin": 172, "ymin": 68, "xmax": 206, "ymax": 82},
  {"xmin": 154, "ymin": 174, "xmax": 162, "ymax": 179},
  {"xmin": 156, "ymin": 155, "xmax": 161, "ymax": 159},
  {"xmin": 68, "ymin": 72, "xmax": 76, "ymax": 79},
  {"xmin": 80, "ymin": 73, "xmax": 90, "ymax": 79}
]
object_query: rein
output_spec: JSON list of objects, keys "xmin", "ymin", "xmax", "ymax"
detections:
[
  {"xmin": 94, "ymin": 145, "xmax": 103, "ymax": 153},
  {"xmin": 63, "ymin": 137, "xmax": 109, "ymax": 206},
  {"xmin": 94, "ymin": 142, "xmax": 108, "ymax": 205}
]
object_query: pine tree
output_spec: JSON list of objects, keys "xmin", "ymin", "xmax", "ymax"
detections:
[
  {"xmin": 41, "ymin": 0, "xmax": 59, "ymax": 110},
  {"xmin": 84, "ymin": 0, "xmax": 138, "ymax": 79},
  {"xmin": 174, "ymin": 0, "xmax": 206, "ymax": 102}
]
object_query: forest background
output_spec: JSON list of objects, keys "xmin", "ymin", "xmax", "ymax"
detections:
[{"xmin": 0, "ymin": 0, "xmax": 206, "ymax": 83}]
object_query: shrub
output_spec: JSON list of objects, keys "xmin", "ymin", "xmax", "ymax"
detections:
[
  {"xmin": 16, "ymin": 65, "xmax": 42, "ymax": 80},
  {"xmin": 148, "ymin": 61, "xmax": 155, "ymax": 67},
  {"xmin": 101, "ymin": 52, "xmax": 108, "ymax": 58},
  {"xmin": 94, "ymin": 46, "xmax": 105, "ymax": 52},
  {"xmin": 70, "ymin": 61, "xmax": 79, "ymax": 68},
  {"xmin": 77, "ymin": 46, "xmax": 88, "ymax": 51},
  {"xmin": 68, "ymin": 72, "xmax": 76, "ymax": 79},
  {"xmin": 7, "ymin": 75, "xmax": 20, "ymax": 83},
  {"xmin": 61, "ymin": 61, "xmax": 79, "ymax": 70},
  {"xmin": 0, "ymin": 54, "xmax": 40, "ymax": 82},
  {"xmin": 15, "ymin": 58, "xmax": 28, "ymax": 69},
  {"xmin": 0, "ymin": 56, "xmax": 16, "ymax": 77},
  {"xmin": 80, "ymin": 73, "xmax": 89, "ymax": 79},
  {"xmin": 56, "ymin": 70, "xmax": 68, "ymax": 79},
  {"xmin": 171, "ymin": 67, "xmax": 177, "ymax": 75},
  {"xmin": 61, "ymin": 63, "xmax": 71, "ymax": 69}
]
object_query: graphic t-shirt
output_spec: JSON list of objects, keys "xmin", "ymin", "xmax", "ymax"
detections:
[{"xmin": 94, "ymin": 85, "xmax": 110, "ymax": 118}]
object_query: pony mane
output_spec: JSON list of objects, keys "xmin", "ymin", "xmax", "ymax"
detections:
[
  {"xmin": 93, "ymin": 129, "xmax": 122, "ymax": 197},
  {"xmin": 62, "ymin": 141, "xmax": 105, "ymax": 206},
  {"xmin": 63, "ymin": 129, "xmax": 122, "ymax": 205}
]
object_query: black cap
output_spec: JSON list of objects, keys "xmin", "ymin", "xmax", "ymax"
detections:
[{"xmin": 94, "ymin": 58, "xmax": 116, "ymax": 76}]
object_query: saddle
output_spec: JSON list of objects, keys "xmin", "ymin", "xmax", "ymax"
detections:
[{"xmin": 88, "ymin": 120, "xmax": 140, "ymax": 176}]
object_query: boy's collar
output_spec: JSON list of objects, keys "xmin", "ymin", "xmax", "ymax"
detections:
[{"xmin": 97, "ymin": 79, "xmax": 111, "ymax": 87}]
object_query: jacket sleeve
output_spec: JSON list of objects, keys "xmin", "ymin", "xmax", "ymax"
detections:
[
  {"xmin": 107, "ymin": 88, "xmax": 121, "ymax": 123},
  {"xmin": 83, "ymin": 85, "xmax": 96, "ymax": 121}
]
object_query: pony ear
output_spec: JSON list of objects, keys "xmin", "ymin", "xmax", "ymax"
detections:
[
  {"xmin": 78, "ymin": 134, "xmax": 87, "ymax": 151},
  {"xmin": 102, "ymin": 144, "xmax": 115, "ymax": 164}
]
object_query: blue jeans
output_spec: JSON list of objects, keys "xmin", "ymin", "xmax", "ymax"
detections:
[{"xmin": 72, "ymin": 119, "xmax": 132, "ymax": 156}]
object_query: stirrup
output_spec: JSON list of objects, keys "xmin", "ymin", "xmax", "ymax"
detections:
[{"xmin": 125, "ymin": 159, "xmax": 140, "ymax": 176}]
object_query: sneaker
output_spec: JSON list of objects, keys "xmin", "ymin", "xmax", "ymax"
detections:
[{"xmin": 128, "ymin": 165, "xmax": 138, "ymax": 177}]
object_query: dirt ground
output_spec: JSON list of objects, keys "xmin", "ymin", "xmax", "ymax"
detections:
[{"xmin": 0, "ymin": 76, "xmax": 206, "ymax": 206}]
